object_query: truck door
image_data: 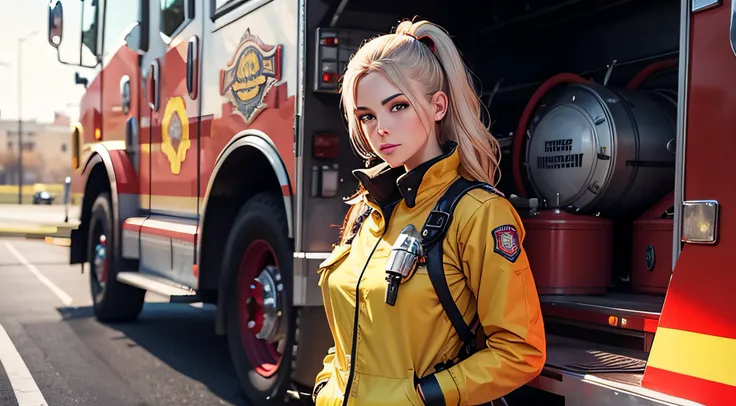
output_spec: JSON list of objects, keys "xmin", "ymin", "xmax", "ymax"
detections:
[
  {"xmin": 138, "ymin": 0, "xmax": 202, "ymax": 288},
  {"xmin": 642, "ymin": 1, "xmax": 736, "ymax": 403},
  {"xmin": 100, "ymin": 0, "xmax": 147, "ymax": 220}
]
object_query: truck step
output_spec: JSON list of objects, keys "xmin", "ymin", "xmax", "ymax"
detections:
[
  {"xmin": 546, "ymin": 343, "xmax": 647, "ymax": 374},
  {"xmin": 116, "ymin": 272, "xmax": 198, "ymax": 303},
  {"xmin": 528, "ymin": 334, "xmax": 702, "ymax": 405}
]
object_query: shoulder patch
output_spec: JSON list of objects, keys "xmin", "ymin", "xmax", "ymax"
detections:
[{"xmin": 491, "ymin": 224, "xmax": 520, "ymax": 263}]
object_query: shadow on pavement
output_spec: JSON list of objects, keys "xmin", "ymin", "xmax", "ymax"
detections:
[{"xmin": 57, "ymin": 303, "xmax": 251, "ymax": 406}]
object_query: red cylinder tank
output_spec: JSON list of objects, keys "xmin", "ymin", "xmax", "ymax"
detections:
[
  {"xmin": 630, "ymin": 192, "xmax": 674, "ymax": 295},
  {"xmin": 522, "ymin": 210, "xmax": 613, "ymax": 295}
]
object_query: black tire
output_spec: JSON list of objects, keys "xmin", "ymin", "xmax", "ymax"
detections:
[
  {"xmin": 87, "ymin": 193, "xmax": 145, "ymax": 322},
  {"xmin": 222, "ymin": 192, "xmax": 295, "ymax": 405}
]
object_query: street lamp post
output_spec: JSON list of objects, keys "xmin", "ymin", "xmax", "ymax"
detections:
[
  {"xmin": 17, "ymin": 31, "xmax": 37, "ymax": 204},
  {"xmin": 17, "ymin": 41, "xmax": 22, "ymax": 205}
]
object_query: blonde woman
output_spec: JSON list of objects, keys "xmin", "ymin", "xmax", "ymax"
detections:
[{"xmin": 313, "ymin": 19, "xmax": 546, "ymax": 406}]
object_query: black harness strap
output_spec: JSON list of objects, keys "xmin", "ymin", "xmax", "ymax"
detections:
[{"xmin": 420, "ymin": 177, "xmax": 499, "ymax": 363}]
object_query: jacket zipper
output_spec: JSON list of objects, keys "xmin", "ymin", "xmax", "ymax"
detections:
[{"xmin": 341, "ymin": 226, "xmax": 387, "ymax": 406}]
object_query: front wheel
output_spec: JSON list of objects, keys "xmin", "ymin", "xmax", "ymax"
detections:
[
  {"xmin": 87, "ymin": 193, "xmax": 145, "ymax": 322},
  {"xmin": 222, "ymin": 192, "xmax": 295, "ymax": 405}
]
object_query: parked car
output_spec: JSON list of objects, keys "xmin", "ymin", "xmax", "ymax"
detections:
[{"xmin": 33, "ymin": 191, "xmax": 54, "ymax": 205}]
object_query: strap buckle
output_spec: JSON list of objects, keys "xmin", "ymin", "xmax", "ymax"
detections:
[{"xmin": 421, "ymin": 210, "xmax": 451, "ymax": 238}]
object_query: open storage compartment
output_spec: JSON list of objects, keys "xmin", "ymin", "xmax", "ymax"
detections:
[
  {"xmin": 319, "ymin": 0, "xmax": 683, "ymax": 400},
  {"xmin": 327, "ymin": 0, "xmax": 679, "ymax": 337}
]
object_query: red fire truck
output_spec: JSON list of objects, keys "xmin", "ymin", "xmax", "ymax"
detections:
[{"xmin": 46, "ymin": 0, "xmax": 734, "ymax": 404}]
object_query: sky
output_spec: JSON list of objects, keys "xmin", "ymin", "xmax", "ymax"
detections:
[{"xmin": 0, "ymin": 0, "xmax": 92, "ymax": 124}]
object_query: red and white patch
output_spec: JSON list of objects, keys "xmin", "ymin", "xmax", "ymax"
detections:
[{"xmin": 491, "ymin": 224, "xmax": 520, "ymax": 263}]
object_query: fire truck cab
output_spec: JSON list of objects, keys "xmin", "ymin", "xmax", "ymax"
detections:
[{"xmin": 46, "ymin": 0, "xmax": 736, "ymax": 404}]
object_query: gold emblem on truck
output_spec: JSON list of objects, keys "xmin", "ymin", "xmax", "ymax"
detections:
[
  {"xmin": 161, "ymin": 96, "xmax": 191, "ymax": 175},
  {"xmin": 220, "ymin": 29, "xmax": 282, "ymax": 125}
]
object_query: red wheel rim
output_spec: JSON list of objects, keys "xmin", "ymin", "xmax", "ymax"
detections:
[{"xmin": 237, "ymin": 239, "xmax": 282, "ymax": 378}]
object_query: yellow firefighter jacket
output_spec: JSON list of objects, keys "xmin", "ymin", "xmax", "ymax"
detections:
[{"xmin": 314, "ymin": 142, "xmax": 546, "ymax": 406}]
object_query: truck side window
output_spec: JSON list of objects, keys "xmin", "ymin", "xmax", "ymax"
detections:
[{"xmin": 161, "ymin": 0, "xmax": 193, "ymax": 38}]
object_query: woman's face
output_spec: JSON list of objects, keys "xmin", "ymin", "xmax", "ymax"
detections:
[{"xmin": 354, "ymin": 72, "xmax": 445, "ymax": 169}]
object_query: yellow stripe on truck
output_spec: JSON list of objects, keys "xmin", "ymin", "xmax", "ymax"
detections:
[{"xmin": 648, "ymin": 327, "xmax": 736, "ymax": 387}]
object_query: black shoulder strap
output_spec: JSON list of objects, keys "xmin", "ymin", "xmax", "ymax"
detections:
[{"xmin": 421, "ymin": 177, "xmax": 499, "ymax": 356}]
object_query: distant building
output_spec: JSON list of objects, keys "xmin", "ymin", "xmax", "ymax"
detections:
[{"xmin": 0, "ymin": 112, "xmax": 72, "ymax": 185}]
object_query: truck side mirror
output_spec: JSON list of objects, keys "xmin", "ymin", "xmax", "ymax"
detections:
[
  {"xmin": 47, "ymin": 0, "xmax": 100, "ymax": 68},
  {"xmin": 48, "ymin": 0, "xmax": 63, "ymax": 48}
]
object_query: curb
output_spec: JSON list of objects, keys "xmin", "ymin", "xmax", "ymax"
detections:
[{"xmin": 0, "ymin": 224, "xmax": 77, "ymax": 239}]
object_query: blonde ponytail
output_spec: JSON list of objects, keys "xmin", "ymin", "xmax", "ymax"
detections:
[{"xmin": 395, "ymin": 20, "xmax": 501, "ymax": 185}]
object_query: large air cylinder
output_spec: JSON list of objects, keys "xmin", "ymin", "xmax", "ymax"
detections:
[{"xmin": 525, "ymin": 83, "xmax": 676, "ymax": 218}]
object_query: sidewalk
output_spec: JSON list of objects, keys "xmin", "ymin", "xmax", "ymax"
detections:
[{"xmin": 0, "ymin": 204, "xmax": 80, "ymax": 239}]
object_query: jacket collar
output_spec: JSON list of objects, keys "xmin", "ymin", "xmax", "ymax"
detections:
[{"xmin": 352, "ymin": 141, "xmax": 460, "ymax": 209}]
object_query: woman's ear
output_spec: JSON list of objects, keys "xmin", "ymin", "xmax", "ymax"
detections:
[{"xmin": 430, "ymin": 91, "xmax": 449, "ymax": 122}]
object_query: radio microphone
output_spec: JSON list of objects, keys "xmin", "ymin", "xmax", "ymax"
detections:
[{"xmin": 385, "ymin": 224, "xmax": 424, "ymax": 306}]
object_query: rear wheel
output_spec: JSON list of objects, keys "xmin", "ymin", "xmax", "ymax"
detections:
[
  {"xmin": 87, "ymin": 193, "xmax": 145, "ymax": 322},
  {"xmin": 223, "ymin": 192, "xmax": 295, "ymax": 405}
]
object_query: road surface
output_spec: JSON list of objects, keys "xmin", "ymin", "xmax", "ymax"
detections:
[{"xmin": 0, "ymin": 237, "xmax": 257, "ymax": 406}]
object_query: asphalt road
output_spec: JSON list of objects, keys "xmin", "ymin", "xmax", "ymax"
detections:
[{"xmin": 0, "ymin": 237, "xmax": 253, "ymax": 406}]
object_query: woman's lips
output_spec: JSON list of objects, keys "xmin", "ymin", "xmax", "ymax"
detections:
[{"xmin": 380, "ymin": 143, "xmax": 400, "ymax": 153}]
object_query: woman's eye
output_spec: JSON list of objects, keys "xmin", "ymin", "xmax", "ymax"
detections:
[
  {"xmin": 391, "ymin": 103, "xmax": 408, "ymax": 112},
  {"xmin": 358, "ymin": 114, "xmax": 374, "ymax": 124}
]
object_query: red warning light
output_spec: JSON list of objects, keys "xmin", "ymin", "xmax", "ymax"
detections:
[
  {"xmin": 322, "ymin": 72, "xmax": 338, "ymax": 83},
  {"xmin": 321, "ymin": 37, "xmax": 339, "ymax": 46}
]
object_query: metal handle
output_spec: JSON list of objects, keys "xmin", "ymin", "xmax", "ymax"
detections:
[
  {"xmin": 120, "ymin": 75, "xmax": 131, "ymax": 114},
  {"xmin": 147, "ymin": 60, "xmax": 159, "ymax": 111},
  {"xmin": 186, "ymin": 36, "xmax": 199, "ymax": 100}
]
